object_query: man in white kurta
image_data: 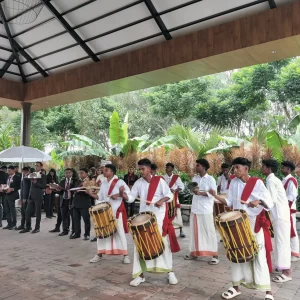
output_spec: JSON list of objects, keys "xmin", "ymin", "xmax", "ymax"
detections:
[
  {"xmin": 262, "ymin": 159, "xmax": 292, "ymax": 282},
  {"xmin": 217, "ymin": 163, "xmax": 231, "ymax": 194},
  {"xmin": 163, "ymin": 162, "xmax": 185, "ymax": 237},
  {"xmin": 122, "ymin": 158, "xmax": 178, "ymax": 287},
  {"xmin": 212, "ymin": 157, "xmax": 274, "ymax": 300},
  {"xmin": 89, "ymin": 164, "xmax": 131, "ymax": 264},
  {"xmin": 281, "ymin": 161, "xmax": 300, "ymax": 261},
  {"xmin": 185, "ymin": 159, "xmax": 219, "ymax": 264}
]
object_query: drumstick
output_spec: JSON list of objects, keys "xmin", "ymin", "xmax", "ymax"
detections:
[{"xmin": 136, "ymin": 197, "xmax": 153, "ymax": 205}]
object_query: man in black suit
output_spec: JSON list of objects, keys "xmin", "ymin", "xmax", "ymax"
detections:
[
  {"xmin": 16, "ymin": 167, "xmax": 31, "ymax": 231},
  {"xmin": 20, "ymin": 162, "xmax": 46, "ymax": 234},
  {"xmin": 0, "ymin": 166, "xmax": 8, "ymax": 227},
  {"xmin": 3, "ymin": 165, "xmax": 21, "ymax": 230},
  {"xmin": 70, "ymin": 168, "xmax": 93, "ymax": 240},
  {"xmin": 49, "ymin": 168, "xmax": 77, "ymax": 236}
]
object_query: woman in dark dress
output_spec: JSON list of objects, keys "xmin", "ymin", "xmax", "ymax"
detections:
[
  {"xmin": 123, "ymin": 166, "xmax": 139, "ymax": 217},
  {"xmin": 45, "ymin": 169, "xmax": 58, "ymax": 218}
]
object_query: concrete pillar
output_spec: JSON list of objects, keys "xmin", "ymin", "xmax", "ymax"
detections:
[{"xmin": 21, "ymin": 102, "xmax": 31, "ymax": 146}]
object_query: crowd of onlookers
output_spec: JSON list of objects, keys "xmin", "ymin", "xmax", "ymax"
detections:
[{"xmin": 0, "ymin": 162, "xmax": 141, "ymax": 241}]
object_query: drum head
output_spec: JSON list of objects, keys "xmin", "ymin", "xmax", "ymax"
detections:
[
  {"xmin": 131, "ymin": 214, "xmax": 152, "ymax": 226},
  {"xmin": 92, "ymin": 202, "xmax": 110, "ymax": 212},
  {"xmin": 219, "ymin": 211, "xmax": 242, "ymax": 222}
]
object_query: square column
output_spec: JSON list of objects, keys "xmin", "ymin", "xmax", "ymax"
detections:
[{"xmin": 21, "ymin": 103, "xmax": 31, "ymax": 146}]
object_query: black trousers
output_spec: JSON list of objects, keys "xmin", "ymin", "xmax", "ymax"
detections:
[
  {"xmin": 44, "ymin": 193, "xmax": 54, "ymax": 217},
  {"xmin": 20, "ymin": 200, "xmax": 28, "ymax": 227},
  {"xmin": 26, "ymin": 199, "xmax": 42, "ymax": 230},
  {"xmin": 124, "ymin": 201, "xmax": 135, "ymax": 217},
  {"xmin": 4, "ymin": 197, "xmax": 17, "ymax": 227},
  {"xmin": 60, "ymin": 199, "xmax": 71, "ymax": 232},
  {"xmin": 0, "ymin": 195, "xmax": 4, "ymax": 224},
  {"xmin": 69, "ymin": 207, "xmax": 75, "ymax": 234},
  {"xmin": 73, "ymin": 207, "xmax": 90, "ymax": 237}
]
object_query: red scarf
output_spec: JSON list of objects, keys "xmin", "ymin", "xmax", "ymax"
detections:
[
  {"xmin": 241, "ymin": 177, "xmax": 273, "ymax": 273},
  {"xmin": 169, "ymin": 174, "xmax": 181, "ymax": 209},
  {"xmin": 147, "ymin": 176, "xmax": 180, "ymax": 253},
  {"xmin": 284, "ymin": 177, "xmax": 298, "ymax": 238},
  {"xmin": 108, "ymin": 178, "xmax": 128, "ymax": 233}
]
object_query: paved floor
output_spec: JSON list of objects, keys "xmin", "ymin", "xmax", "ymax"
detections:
[{"xmin": 0, "ymin": 215, "xmax": 299, "ymax": 300}]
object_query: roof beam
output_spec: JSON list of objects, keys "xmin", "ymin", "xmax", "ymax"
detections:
[
  {"xmin": 40, "ymin": 0, "xmax": 100, "ymax": 62},
  {"xmin": 268, "ymin": 0, "xmax": 276, "ymax": 9},
  {"xmin": 143, "ymin": 0, "xmax": 172, "ymax": 40},
  {"xmin": 0, "ymin": 53, "xmax": 15, "ymax": 78},
  {"xmin": 0, "ymin": 4, "xmax": 27, "ymax": 82}
]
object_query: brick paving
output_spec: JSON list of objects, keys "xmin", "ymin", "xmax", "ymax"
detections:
[{"xmin": 0, "ymin": 215, "xmax": 299, "ymax": 300}]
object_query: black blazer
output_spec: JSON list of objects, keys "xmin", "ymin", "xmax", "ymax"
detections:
[
  {"xmin": 20, "ymin": 177, "xmax": 31, "ymax": 200},
  {"xmin": 72, "ymin": 180, "xmax": 92, "ymax": 209},
  {"xmin": 58, "ymin": 178, "xmax": 76, "ymax": 207},
  {"xmin": 29, "ymin": 173, "xmax": 47, "ymax": 201},
  {"xmin": 6, "ymin": 175, "xmax": 21, "ymax": 201},
  {"xmin": 0, "ymin": 171, "xmax": 8, "ymax": 197}
]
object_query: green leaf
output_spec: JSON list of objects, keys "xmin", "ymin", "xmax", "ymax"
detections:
[
  {"xmin": 109, "ymin": 110, "xmax": 126, "ymax": 146},
  {"xmin": 266, "ymin": 130, "xmax": 287, "ymax": 160},
  {"xmin": 289, "ymin": 114, "xmax": 300, "ymax": 130}
]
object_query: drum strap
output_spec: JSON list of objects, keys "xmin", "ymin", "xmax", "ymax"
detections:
[
  {"xmin": 169, "ymin": 175, "xmax": 181, "ymax": 209},
  {"xmin": 108, "ymin": 178, "xmax": 119, "ymax": 196},
  {"xmin": 284, "ymin": 177, "xmax": 298, "ymax": 238}
]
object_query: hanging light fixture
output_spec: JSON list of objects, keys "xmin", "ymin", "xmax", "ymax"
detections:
[{"xmin": 2, "ymin": 0, "xmax": 44, "ymax": 24}]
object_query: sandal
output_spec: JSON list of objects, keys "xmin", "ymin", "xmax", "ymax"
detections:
[
  {"xmin": 272, "ymin": 274, "xmax": 292, "ymax": 283},
  {"xmin": 209, "ymin": 258, "xmax": 220, "ymax": 265},
  {"xmin": 184, "ymin": 254, "xmax": 197, "ymax": 260},
  {"xmin": 264, "ymin": 294, "xmax": 274, "ymax": 300},
  {"xmin": 222, "ymin": 287, "xmax": 241, "ymax": 299}
]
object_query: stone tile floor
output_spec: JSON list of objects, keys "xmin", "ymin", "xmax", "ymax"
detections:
[{"xmin": 0, "ymin": 215, "xmax": 299, "ymax": 300}]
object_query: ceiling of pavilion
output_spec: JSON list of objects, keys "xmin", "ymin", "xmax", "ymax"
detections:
[{"xmin": 0, "ymin": 0, "xmax": 294, "ymax": 83}]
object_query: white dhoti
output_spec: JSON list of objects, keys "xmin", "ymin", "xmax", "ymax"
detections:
[
  {"xmin": 172, "ymin": 208, "xmax": 183, "ymax": 228},
  {"xmin": 273, "ymin": 219, "xmax": 291, "ymax": 270},
  {"xmin": 189, "ymin": 213, "xmax": 218, "ymax": 257},
  {"xmin": 132, "ymin": 216, "xmax": 172, "ymax": 278},
  {"xmin": 291, "ymin": 213, "xmax": 300, "ymax": 258},
  {"xmin": 231, "ymin": 226, "xmax": 271, "ymax": 291},
  {"xmin": 97, "ymin": 213, "xmax": 128, "ymax": 255}
]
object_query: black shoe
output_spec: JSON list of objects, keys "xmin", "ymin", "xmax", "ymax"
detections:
[
  {"xmin": 16, "ymin": 225, "xmax": 25, "ymax": 230},
  {"xmin": 91, "ymin": 237, "xmax": 97, "ymax": 242},
  {"xmin": 83, "ymin": 235, "xmax": 90, "ymax": 241},
  {"xmin": 31, "ymin": 229, "xmax": 40, "ymax": 234},
  {"xmin": 51, "ymin": 215, "xmax": 56, "ymax": 218},
  {"xmin": 19, "ymin": 229, "xmax": 30, "ymax": 233},
  {"xmin": 0, "ymin": 223, "xmax": 2, "ymax": 227},
  {"xmin": 58, "ymin": 231, "xmax": 68, "ymax": 236},
  {"xmin": 12, "ymin": 226, "xmax": 18, "ymax": 230},
  {"xmin": 32, "ymin": 215, "xmax": 36, "ymax": 218},
  {"xmin": 70, "ymin": 234, "xmax": 80, "ymax": 239},
  {"xmin": 3, "ymin": 225, "xmax": 11, "ymax": 229},
  {"xmin": 8, "ymin": 227, "xmax": 14, "ymax": 230},
  {"xmin": 49, "ymin": 228, "xmax": 60, "ymax": 233},
  {"xmin": 46, "ymin": 216, "xmax": 52, "ymax": 219}
]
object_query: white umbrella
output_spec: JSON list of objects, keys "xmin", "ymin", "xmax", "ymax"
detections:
[{"xmin": 0, "ymin": 146, "xmax": 51, "ymax": 163}]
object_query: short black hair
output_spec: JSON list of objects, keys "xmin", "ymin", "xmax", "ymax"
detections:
[
  {"xmin": 151, "ymin": 163, "xmax": 158, "ymax": 171},
  {"xmin": 0, "ymin": 166, "xmax": 7, "ymax": 170},
  {"xmin": 79, "ymin": 168, "xmax": 89, "ymax": 174},
  {"xmin": 281, "ymin": 161, "xmax": 295, "ymax": 171},
  {"xmin": 262, "ymin": 159, "xmax": 278, "ymax": 173},
  {"xmin": 30, "ymin": 167, "xmax": 35, "ymax": 173},
  {"xmin": 22, "ymin": 167, "xmax": 30, "ymax": 171},
  {"xmin": 221, "ymin": 163, "xmax": 230, "ymax": 169},
  {"xmin": 166, "ymin": 162, "xmax": 174, "ymax": 168},
  {"xmin": 65, "ymin": 168, "xmax": 73, "ymax": 172},
  {"xmin": 36, "ymin": 162, "xmax": 43, "ymax": 167},
  {"xmin": 105, "ymin": 164, "xmax": 116, "ymax": 174},
  {"xmin": 196, "ymin": 159, "xmax": 210, "ymax": 170},
  {"xmin": 232, "ymin": 157, "xmax": 251, "ymax": 169},
  {"xmin": 8, "ymin": 165, "xmax": 15, "ymax": 170},
  {"xmin": 138, "ymin": 158, "xmax": 152, "ymax": 168}
]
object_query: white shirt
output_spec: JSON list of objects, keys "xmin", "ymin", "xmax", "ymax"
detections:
[
  {"xmin": 217, "ymin": 174, "xmax": 229, "ymax": 194},
  {"xmin": 98, "ymin": 175, "xmax": 130, "ymax": 215},
  {"xmin": 191, "ymin": 174, "xmax": 217, "ymax": 214},
  {"xmin": 266, "ymin": 173, "xmax": 290, "ymax": 222},
  {"xmin": 282, "ymin": 174, "xmax": 298, "ymax": 210},
  {"xmin": 127, "ymin": 177, "xmax": 173, "ymax": 223},
  {"xmin": 163, "ymin": 173, "xmax": 184, "ymax": 190},
  {"xmin": 96, "ymin": 174, "xmax": 105, "ymax": 184},
  {"xmin": 226, "ymin": 178, "xmax": 273, "ymax": 218}
]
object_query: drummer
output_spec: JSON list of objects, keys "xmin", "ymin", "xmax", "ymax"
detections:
[
  {"xmin": 184, "ymin": 159, "xmax": 219, "ymax": 265},
  {"xmin": 163, "ymin": 163, "xmax": 185, "ymax": 238},
  {"xmin": 211, "ymin": 157, "xmax": 274, "ymax": 300},
  {"xmin": 217, "ymin": 163, "xmax": 232, "ymax": 195},
  {"xmin": 261, "ymin": 159, "xmax": 292, "ymax": 283},
  {"xmin": 121, "ymin": 158, "xmax": 178, "ymax": 287},
  {"xmin": 89, "ymin": 164, "xmax": 131, "ymax": 264}
]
